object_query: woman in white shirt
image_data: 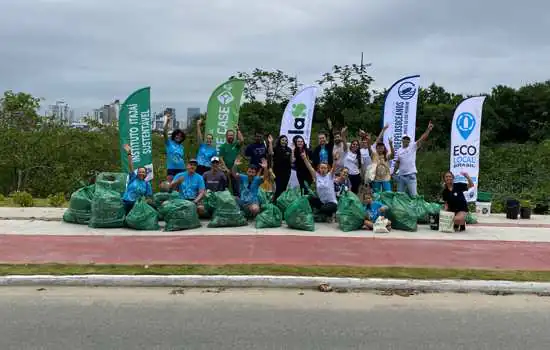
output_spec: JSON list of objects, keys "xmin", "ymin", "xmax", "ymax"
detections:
[
  {"xmin": 340, "ymin": 132, "xmax": 363, "ymax": 194},
  {"xmin": 302, "ymin": 150, "xmax": 338, "ymax": 221}
]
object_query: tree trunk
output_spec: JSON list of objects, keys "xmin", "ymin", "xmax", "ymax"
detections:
[{"xmin": 16, "ymin": 169, "xmax": 23, "ymax": 192}]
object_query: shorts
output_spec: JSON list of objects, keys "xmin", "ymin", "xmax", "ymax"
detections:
[{"xmin": 167, "ymin": 168, "xmax": 185, "ymax": 178}]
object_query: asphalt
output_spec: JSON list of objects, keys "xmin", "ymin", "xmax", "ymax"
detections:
[{"xmin": 1, "ymin": 288, "xmax": 550, "ymax": 350}]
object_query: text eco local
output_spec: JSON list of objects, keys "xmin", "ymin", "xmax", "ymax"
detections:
[{"xmin": 452, "ymin": 145, "xmax": 478, "ymax": 169}]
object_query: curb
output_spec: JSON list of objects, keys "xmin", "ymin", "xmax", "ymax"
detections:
[{"xmin": 1, "ymin": 275, "xmax": 550, "ymax": 294}]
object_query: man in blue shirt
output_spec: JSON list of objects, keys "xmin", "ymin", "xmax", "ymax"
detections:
[
  {"xmin": 245, "ymin": 132, "xmax": 267, "ymax": 167},
  {"xmin": 171, "ymin": 159, "xmax": 206, "ymax": 216},
  {"xmin": 232, "ymin": 157, "xmax": 268, "ymax": 218}
]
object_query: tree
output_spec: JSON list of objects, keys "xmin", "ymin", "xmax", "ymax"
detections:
[
  {"xmin": 0, "ymin": 90, "xmax": 42, "ymax": 130},
  {"xmin": 230, "ymin": 69, "xmax": 300, "ymax": 103}
]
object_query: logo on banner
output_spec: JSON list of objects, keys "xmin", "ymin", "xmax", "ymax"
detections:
[
  {"xmin": 288, "ymin": 103, "xmax": 307, "ymax": 135},
  {"xmin": 217, "ymin": 84, "xmax": 234, "ymax": 105},
  {"xmin": 456, "ymin": 112, "xmax": 476, "ymax": 140},
  {"xmin": 398, "ymin": 82, "xmax": 416, "ymax": 100}
]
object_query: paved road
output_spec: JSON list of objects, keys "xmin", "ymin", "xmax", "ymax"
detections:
[{"xmin": 1, "ymin": 288, "xmax": 550, "ymax": 350}]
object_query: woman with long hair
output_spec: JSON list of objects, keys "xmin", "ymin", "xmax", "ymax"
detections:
[
  {"xmin": 371, "ymin": 124, "xmax": 394, "ymax": 193},
  {"xmin": 442, "ymin": 171, "xmax": 474, "ymax": 231},
  {"xmin": 195, "ymin": 118, "xmax": 217, "ymax": 175},
  {"xmin": 340, "ymin": 132, "xmax": 362, "ymax": 194},
  {"xmin": 292, "ymin": 135, "xmax": 313, "ymax": 193},
  {"xmin": 270, "ymin": 134, "xmax": 292, "ymax": 201},
  {"xmin": 163, "ymin": 110, "xmax": 186, "ymax": 181}
]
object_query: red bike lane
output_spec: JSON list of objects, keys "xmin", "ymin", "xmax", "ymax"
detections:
[{"xmin": 1, "ymin": 234, "xmax": 550, "ymax": 270}]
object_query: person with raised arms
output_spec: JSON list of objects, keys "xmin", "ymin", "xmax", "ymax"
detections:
[
  {"xmin": 302, "ymin": 149, "xmax": 338, "ymax": 222},
  {"xmin": 232, "ymin": 156, "xmax": 269, "ymax": 218},
  {"xmin": 218, "ymin": 125, "xmax": 244, "ymax": 196},
  {"xmin": 371, "ymin": 124, "xmax": 394, "ymax": 193},
  {"xmin": 163, "ymin": 110, "xmax": 186, "ymax": 181},
  {"xmin": 195, "ymin": 118, "xmax": 218, "ymax": 175},
  {"xmin": 121, "ymin": 144, "xmax": 153, "ymax": 214},
  {"xmin": 393, "ymin": 121, "xmax": 434, "ymax": 196}
]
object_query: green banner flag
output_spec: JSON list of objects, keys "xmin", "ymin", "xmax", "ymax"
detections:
[
  {"xmin": 118, "ymin": 87, "xmax": 153, "ymax": 181},
  {"xmin": 206, "ymin": 79, "xmax": 246, "ymax": 150}
]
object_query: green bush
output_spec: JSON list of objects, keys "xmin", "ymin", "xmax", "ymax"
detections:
[
  {"xmin": 47, "ymin": 192, "xmax": 66, "ymax": 207},
  {"xmin": 10, "ymin": 191, "xmax": 34, "ymax": 207},
  {"xmin": 0, "ymin": 193, "xmax": 5, "ymax": 202}
]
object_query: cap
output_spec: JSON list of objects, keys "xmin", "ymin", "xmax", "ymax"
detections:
[
  {"xmin": 189, "ymin": 158, "xmax": 198, "ymax": 164},
  {"xmin": 402, "ymin": 134, "xmax": 411, "ymax": 140},
  {"xmin": 211, "ymin": 156, "xmax": 220, "ymax": 162}
]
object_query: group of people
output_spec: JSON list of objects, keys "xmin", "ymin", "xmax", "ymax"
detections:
[{"xmin": 120, "ymin": 110, "xmax": 475, "ymax": 232}]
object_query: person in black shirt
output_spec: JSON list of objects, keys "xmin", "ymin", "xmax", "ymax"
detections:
[
  {"xmin": 270, "ymin": 135, "xmax": 292, "ymax": 202},
  {"xmin": 292, "ymin": 135, "xmax": 313, "ymax": 193},
  {"xmin": 442, "ymin": 171, "xmax": 474, "ymax": 232}
]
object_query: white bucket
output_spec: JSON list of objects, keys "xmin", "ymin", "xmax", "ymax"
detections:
[{"xmin": 476, "ymin": 202, "xmax": 492, "ymax": 216}]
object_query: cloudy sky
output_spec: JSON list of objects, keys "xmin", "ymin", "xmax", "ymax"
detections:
[{"xmin": 1, "ymin": 0, "xmax": 548, "ymax": 121}]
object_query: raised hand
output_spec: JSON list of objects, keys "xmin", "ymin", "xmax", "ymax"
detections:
[
  {"xmin": 197, "ymin": 118, "xmax": 202, "ymax": 126},
  {"xmin": 267, "ymin": 134, "xmax": 273, "ymax": 144},
  {"xmin": 123, "ymin": 144, "xmax": 131, "ymax": 154},
  {"xmin": 428, "ymin": 120, "xmax": 434, "ymax": 131},
  {"xmin": 300, "ymin": 150, "xmax": 307, "ymax": 160},
  {"xmin": 260, "ymin": 158, "xmax": 268, "ymax": 169},
  {"xmin": 234, "ymin": 157, "xmax": 242, "ymax": 166},
  {"xmin": 460, "ymin": 171, "xmax": 469, "ymax": 177},
  {"xmin": 342, "ymin": 126, "xmax": 348, "ymax": 134},
  {"xmin": 327, "ymin": 118, "xmax": 333, "ymax": 129}
]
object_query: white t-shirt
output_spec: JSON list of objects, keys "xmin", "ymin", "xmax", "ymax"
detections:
[
  {"xmin": 343, "ymin": 151, "xmax": 360, "ymax": 175},
  {"xmin": 396, "ymin": 141, "xmax": 418, "ymax": 175},
  {"xmin": 332, "ymin": 142, "xmax": 350, "ymax": 169},
  {"xmin": 316, "ymin": 173, "xmax": 337, "ymax": 204},
  {"xmin": 360, "ymin": 148, "xmax": 372, "ymax": 170}
]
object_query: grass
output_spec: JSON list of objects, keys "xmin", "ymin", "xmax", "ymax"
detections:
[
  {"xmin": 0, "ymin": 198, "xmax": 67, "ymax": 208},
  {"xmin": 1, "ymin": 264, "xmax": 550, "ymax": 282}
]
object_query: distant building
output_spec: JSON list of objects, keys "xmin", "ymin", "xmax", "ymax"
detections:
[
  {"xmin": 92, "ymin": 103, "xmax": 117, "ymax": 125},
  {"xmin": 186, "ymin": 107, "xmax": 200, "ymax": 128},
  {"xmin": 70, "ymin": 122, "xmax": 90, "ymax": 131},
  {"xmin": 47, "ymin": 100, "xmax": 73, "ymax": 125}
]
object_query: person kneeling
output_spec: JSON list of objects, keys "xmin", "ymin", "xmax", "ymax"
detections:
[
  {"xmin": 121, "ymin": 144, "xmax": 153, "ymax": 214},
  {"xmin": 442, "ymin": 171, "xmax": 474, "ymax": 232},
  {"xmin": 232, "ymin": 157, "xmax": 268, "ymax": 218},
  {"xmin": 362, "ymin": 192, "xmax": 391, "ymax": 231},
  {"xmin": 302, "ymin": 152, "xmax": 338, "ymax": 222},
  {"xmin": 170, "ymin": 159, "xmax": 206, "ymax": 217}
]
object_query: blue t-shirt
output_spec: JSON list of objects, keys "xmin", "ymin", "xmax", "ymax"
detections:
[
  {"xmin": 245, "ymin": 143, "xmax": 267, "ymax": 167},
  {"xmin": 319, "ymin": 145, "xmax": 329, "ymax": 163},
  {"xmin": 363, "ymin": 200, "xmax": 385, "ymax": 222},
  {"xmin": 166, "ymin": 139, "xmax": 185, "ymax": 170},
  {"xmin": 239, "ymin": 175, "xmax": 263, "ymax": 204},
  {"xmin": 174, "ymin": 171, "xmax": 205, "ymax": 200},
  {"xmin": 122, "ymin": 172, "xmax": 153, "ymax": 203},
  {"xmin": 196, "ymin": 143, "xmax": 217, "ymax": 167}
]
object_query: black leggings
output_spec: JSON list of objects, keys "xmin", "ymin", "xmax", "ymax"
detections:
[
  {"xmin": 273, "ymin": 169, "xmax": 291, "ymax": 202},
  {"xmin": 349, "ymin": 174, "xmax": 361, "ymax": 194},
  {"xmin": 309, "ymin": 197, "xmax": 337, "ymax": 216}
]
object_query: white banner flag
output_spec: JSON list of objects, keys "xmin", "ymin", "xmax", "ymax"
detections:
[
  {"xmin": 279, "ymin": 86, "xmax": 318, "ymax": 147},
  {"xmin": 450, "ymin": 96, "xmax": 486, "ymax": 202},
  {"xmin": 383, "ymin": 75, "xmax": 420, "ymax": 154}
]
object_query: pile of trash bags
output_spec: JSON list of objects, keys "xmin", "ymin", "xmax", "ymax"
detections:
[
  {"xmin": 207, "ymin": 190, "xmax": 248, "ymax": 228},
  {"xmin": 276, "ymin": 187, "xmax": 301, "ymax": 218},
  {"xmin": 376, "ymin": 192, "xmax": 442, "ymax": 232},
  {"xmin": 95, "ymin": 172, "xmax": 128, "ymax": 195},
  {"xmin": 336, "ymin": 191, "xmax": 365, "ymax": 232},
  {"xmin": 284, "ymin": 196, "xmax": 315, "ymax": 232},
  {"xmin": 88, "ymin": 186, "xmax": 126, "ymax": 228}
]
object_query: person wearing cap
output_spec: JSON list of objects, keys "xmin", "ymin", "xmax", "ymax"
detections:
[
  {"xmin": 232, "ymin": 156, "xmax": 268, "ymax": 217},
  {"xmin": 195, "ymin": 118, "xmax": 218, "ymax": 175},
  {"xmin": 203, "ymin": 156, "xmax": 228, "ymax": 192},
  {"xmin": 393, "ymin": 121, "xmax": 434, "ymax": 196},
  {"xmin": 170, "ymin": 158, "xmax": 206, "ymax": 216}
]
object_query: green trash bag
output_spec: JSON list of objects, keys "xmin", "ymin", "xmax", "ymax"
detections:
[
  {"xmin": 255, "ymin": 203, "xmax": 283, "ymax": 229},
  {"xmin": 276, "ymin": 187, "xmax": 301, "ymax": 215},
  {"xmin": 336, "ymin": 191, "xmax": 366, "ymax": 232},
  {"xmin": 412, "ymin": 195, "xmax": 430, "ymax": 224},
  {"xmin": 426, "ymin": 202, "xmax": 442, "ymax": 215},
  {"xmin": 152, "ymin": 191, "xmax": 178, "ymax": 209},
  {"xmin": 284, "ymin": 197, "xmax": 315, "ymax": 232},
  {"xmin": 125, "ymin": 199, "xmax": 160, "ymax": 231},
  {"xmin": 379, "ymin": 191, "xmax": 396, "ymax": 207},
  {"xmin": 258, "ymin": 190, "xmax": 274, "ymax": 209},
  {"xmin": 387, "ymin": 192, "xmax": 417, "ymax": 232},
  {"xmin": 95, "ymin": 172, "xmax": 128, "ymax": 194},
  {"xmin": 88, "ymin": 187, "xmax": 125, "ymax": 228},
  {"xmin": 208, "ymin": 190, "xmax": 248, "ymax": 228},
  {"xmin": 466, "ymin": 212, "xmax": 478, "ymax": 224},
  {"xmin": 63, "ymin": 184, "xmax": 96, "ymax": 224},
  {"xmin": 162, "ymin": 199, "xmax": 202, "ymax": 231}
]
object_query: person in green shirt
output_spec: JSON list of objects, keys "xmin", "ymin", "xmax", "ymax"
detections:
[{"xmin": 219, "ymin": 125, "xmax": 244, "ymax": 196}]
